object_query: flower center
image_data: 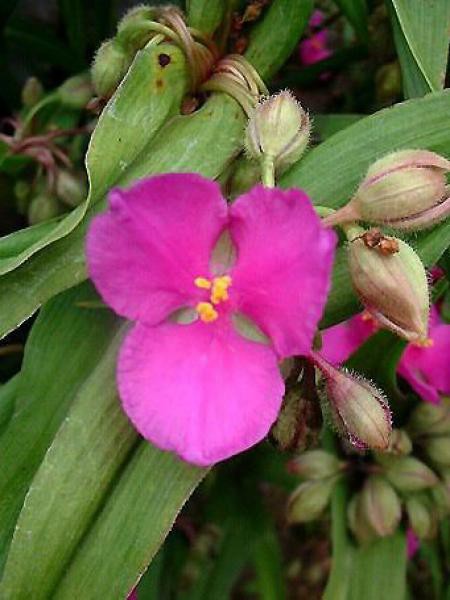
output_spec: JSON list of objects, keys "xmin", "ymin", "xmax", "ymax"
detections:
[{"xmin": 194, "ymin": 275, "xmax": 232, "ymax": 323}]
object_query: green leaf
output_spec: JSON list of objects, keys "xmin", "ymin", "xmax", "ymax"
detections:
[
  {"xmin": 281, "ymin": 90, "xmax": 450, "ymax": 326},
  {"xmin": 0, "ymin": 283, "xmax": 119, "ymax": 572},
  {"xmin": 0, "ymin": 92, "xmax": 246, "ymax": 340},
  {"xmin": 0, "ymin": 375, "xmax": 18, "ymax": 436},
  {"xmin": 245, "ymin": 0, "xmax": 313, "ymax": 81},
  {"xmin": 388, "ymin": 0, "xmax": 450, "ymax": 98},
  {"xmin": 313, "ymin": 114, "xmax": 363, "ymax": 140},
  {"xmin": 53, "ymin": 445, "xmax": 205, "ymax": 599},
  {"xmin": 58, "ymin": 0, "xmax": 86, "ymax": 63},
  {"xmin": 186, "ymin": 0, "xmax": 226, "ymax": 35},
  {"xmin": 0, "ymin": 41, "xmax": 187, "ymax": 278},
  {"xmin": 333, "ymin": 0, "xmax": 368, "ymax": 42}
]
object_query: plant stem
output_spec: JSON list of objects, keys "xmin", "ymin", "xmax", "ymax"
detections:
[{"xmin": 261, "ymin": 156, "xmax": 275, "ymax": 187}]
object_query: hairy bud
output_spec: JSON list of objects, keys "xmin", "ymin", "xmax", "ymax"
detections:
[
  {"xmin": 288, "ymin": 449, "xmax": 342, "ymax": 479},
  {"xmin": 117, "ymin": 5, "xmax": 157, "ymax": 51},
  {"xmin": 91, "ymin": 39, "xmax": 132, "ymax": 97},
  {"xmin": 384, "ymin": 456, "xmax": 438, "ymax": 492},
  {"xmin": 346, "ymin": 225, "xmax": 429, "ymax": 343},
  {"xmin": 325, "ymin": 150, "xmax": 450, "ymax": 230},
  {"xmin": 58, "ymin": 74, "xmax": 93, "ymax": 109},
  {"xmin": 245, "ymin": 91, "xmax": 310, "ymax": 173},
  {"xmin": 360, "ymin": 475, "xmax": 402, "ymax": 537},
  {"xmin": 313, "ymin": 353, "xmax": 392, "ymax": 451},
  {"xmin": 287, "ymin": 477, "xmax": 338, "ymax": 524}
]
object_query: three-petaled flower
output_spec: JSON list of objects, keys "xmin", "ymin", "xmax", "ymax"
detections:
[{"xmin": 87, "ymin": 173, "xmax": 336, "ymax": 465}]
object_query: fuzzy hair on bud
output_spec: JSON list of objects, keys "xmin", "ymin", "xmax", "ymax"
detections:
[
  {"xmin": 91, "ymin": 39, "xmax": 132, "ymax": 98},
  {"xmin": 245, "ymin": 91, "xmax": 310, "ymax": 173}
]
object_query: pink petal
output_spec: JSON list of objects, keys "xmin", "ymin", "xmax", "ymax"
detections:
[
  {"xmin": 118, "ymin": 320, "xmax": 284, "ymax": 466},
  {"xmin": 229, "ymin": 186, "xmax": 336, "ymax": 358},
  {"xmin": 320, "ymin": 314, "xmax": 377, "ymax": 365},
  {"xmin": 87, "ymin": 174, "xmax": 228, "ymax": 325},
  {"xmin": 407, "ymin": 528, "xmax": 420, "ymax": 559}
]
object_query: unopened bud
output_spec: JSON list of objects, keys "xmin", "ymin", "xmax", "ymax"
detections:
[
  {"xmin": 313, "ymin": 353, "xmax": 391, "ymax": 451},
  {"xmin": 346, "ymin": 225, "xmax": 429, "ymax": 343},
  {"xmin": 384, "ymin": 456, "xmax": 438, "ymax": 492},
  {"xmin": 386, "ymin": 428, "xmax": 412, "ymax": 455},
  {"xmin": 28, "ymin": 194, "xmax": 63, "ymax": 225},
  {"xmin": 117, "ymin": 6, "xmax": 156, "ymax": 51},
  {"xmin": 288, "ymin": 449, "xmax": 342, "ymax": 479},
  {"xmin": 21, "ymin": 76, "xmax": 44, "ymax": 107},
  {"xmin": 360, "ymin": 475, "xmax": 401, "ymax": 537},
  {"xmin": 56, "ymin": 169, "xmax": 87, "ymax": 207},
  {"xmin": 91, "ymin": 39, "xmax": 132, "ymax": 97},
  {"xmin": 406, "ymin": 495, "xmax": 437, "ymax": 539},
  {"xmin": 245, "ymin": 91, "xmax": 310, "ymax": 173},
  {"xmin": 431, "ymin": 482, "xmax": 450, "ymax": 517},
  {"xmin": 287, "ymin": 477, "xmax": 338, "ymax": 523},
  {"xmin": 326, "ymin": 150, "xmax": 450, "ymax": 231},
  {"xmin": 423, "ymin": 436, "xmax": 450, "ymax": 468},
  {"xmin": 407, "ymin": 403, "xmax": 450, "ymax": 437},
  {"xmin": 347, "ymin": 493, "xmax": 377, "ymax": 544},
  {"xmin": 58, "ymin": 74, "xmax": 93, "ymax": 109}
]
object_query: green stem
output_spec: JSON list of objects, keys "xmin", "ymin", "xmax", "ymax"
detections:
[
  {"xmin": 22, "ymin": 93, "xmax": 59, "ymax": 134},
  {"xmin": 260, "ymin": 156, "xmax": 275, "ymax": 187}
]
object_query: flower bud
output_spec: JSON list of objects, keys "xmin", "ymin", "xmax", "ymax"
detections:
[
  {"xmin": 423, "ymin": 436, "xmax": 450, "ymax": 468},
  {"xmin": 327, "ymin": 150, "xmax": 450, "ymax": 230},
  {"xmin": 386, "ymin": 428, "xmax": 412, "ymax": 455},
  {"xmin": 287, "ymin": 477, "xmax": 338, "ymax": 524},
  {"xmin": 56, "ymin": 169, "xmax": 87, "ymax": 207},
  {"xmin": 384, "ymin": 456, "xmax": 438, "ymax": 492},
  {"xmin": 91, "ymin": 39, "xmax": 132, "ymax": 97},
  {"xmin": 288, "ymin": 450, "xmax": 342, "ymax": 479},
  {"xmin": 347, "ymin": 493, "xmax": 377, "ymax": 544},
  {"xmin": 407, "ymin": 403, "xmax": 450, "ymax": 437},
  {"xmin": 346, "ymin": 225, "xmax": 429, "ymax": 343},
  {"xmin": 406, "ymin": 495, "xmax": 437, "ymax": 539},
  {"xmin": 117, "ymin": 6, "xmax": 157, "ymax": 51},
  {"xmin": 360, "ymin": 475, "xmax": 402, "ymax": 537},
  {"xmin": 245, "ymin": 91, "xmax": 310, "ymax": 173},
  {"xmin": 58, "ymin": 74, "xmax": 93, "ymax": 109},
  {"xmin": 28, "ymin": 194, "xmax": 63, "ymax": 225},
  {"xmin": 431, "ymin": 482, "xmax": 450, "ymax": 517},
  {"xmin": 21, "ymin": 76, "xmax": 44, "ymax": 107},
  {"xmin": 313, "ymin": 353, "xmax": 392, "ymax": 451}
]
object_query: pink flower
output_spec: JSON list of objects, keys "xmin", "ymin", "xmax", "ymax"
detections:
[
  {"xmin": 320, "ymin": 313, "xmax": 376, "ymax": 365},
  {"xmin": 87, "ymin": 174, "xmax": 336, "ymax": 465},
  {"xmin": 398, "ymin": 306, "xmax": 450, "ymax": 404},
  {"xmin": 299, "ymin": 11, "xmax": 333, "ymax": 67},
  {"xmin": 406, "ymin": 528, "xmax": 420, "ymax": 558}
]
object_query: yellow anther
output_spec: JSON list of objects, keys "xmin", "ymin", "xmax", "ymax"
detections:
[
  {"xmin": 194, "ymin": 277, "xmax": 212, "ymax": 290},
  {"xmin": 196, "ymin": 302, "xmax": 218, "ymax": 323},
  {"xmin": 211, "ymin": 275, "xmax": 232, "ymax": 305},
  {"xmin": 414, "ymin": 337, "xmax": 434, "ymax": 348}
]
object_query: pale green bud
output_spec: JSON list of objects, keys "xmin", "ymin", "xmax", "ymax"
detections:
[
  {"xmin": 360, "ymin": 475, "xmax": 402, "ymax": 537},
  {"xmin": 287, "ymin": 477, "xmax": 338, "ymax": 523},
  {"xmin": 245, "ymin": 91, "xmax": 310, "ymax": 173},
  {"xmin": 91, "ymin": 39, "xmax": 132, "ymax": 97},
  {"xmin": 386, "ymin": 428, "xmax": 412, "ymax": 455},
  {"xmin": 288, "ymin": 450, "xmax": 342, "ymax": 479},
  {"xmin": 407, "ymin": 403, "xmax": 450, "ymax": 437},
  {"xmin": 406, "ymin": 495, "xmax": 437, "ymax": 539},
  {"xmin": 21, "ymin": 76, "xmax": 44, "ymax": 107},
  {"xmin": 28, "ymin": 194, "xmax": 63, "ymax": 225},
  {"xmin": 346, "ymin": 225, "xmax": 430, "ymax": 344},
  {"xmin": 347, "ymin": 493, "xmax": 377, "ymax": 544},
  {"xmin": 384, "ymin": 456, "xmax": 438, "ymax": 492},
  {"xmin": 56, "ymin": 169, "xmax": 87, "ymax": 207},
  {"xmin": 431, "ymin": 483, "xmax": 450, "ymax": 517},
  {"xmin": 58, "ymin": 74, "xmax": 93, "ymax": 109},
  {"xmin": 423, "ymin": 436, "xmax": 450, "ymax": 468},
  {"xmin": 117, "ymin": 5, "xmax": 157, "ymax": 51}
]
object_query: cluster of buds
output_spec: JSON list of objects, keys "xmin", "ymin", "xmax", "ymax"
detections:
[
  {"xmin": 287, "ymin": 401, "xmax": 450, "ymax": 543},
  {"xmin": 324, "ymin": 150, "xmax": 450, "ymax": 231},
  {"xmin": 245, "ymin": 91, "xmax": 310, "ymax": 184}
]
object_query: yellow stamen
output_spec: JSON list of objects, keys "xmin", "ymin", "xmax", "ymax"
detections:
[
  {"xmin": 194, "ymin": 277, "xmax": 212, "ymax": 290},
  {"xmin": 196, "ymin": 302, "xmax": 218, "ymax": 323},
  {"xmin": 414, "ymin": 337, "xmax": 434, "ymax": 348},
  {"xmin": 211, "ymin": 275, "xmax": 232, "ymax": 305}
]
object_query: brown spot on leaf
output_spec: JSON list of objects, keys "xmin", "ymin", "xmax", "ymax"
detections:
[
  {"xmin": 156, "ymin": 79, "xmax": 164, "ymax": 89},
  {"xmin": 158, "ymin": 53, "xmax": 171, "ymax": 68}
]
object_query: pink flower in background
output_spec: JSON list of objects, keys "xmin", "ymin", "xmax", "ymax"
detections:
[
  {"xmin": 321, "ymin": 304, "xmax": 450, "ymax": 404},
  {"xmin": 87, "ymin": 174, "xmax": 336, "ymax": 465},
  {"xmin": 320, "ymin": 312, "xmax": 377, "ymax": 365},
  {"xmin": 398, "ymin": 305, "xmax": 450, "ymax": 404},
  {"xmin": 406, "ymin": 529, "xmax": 420, "ymax": 559},
  {"xmin": 299, "ymin": 10, "xmax": 333, "ymax": 67}
]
